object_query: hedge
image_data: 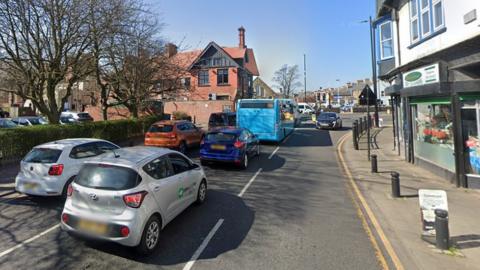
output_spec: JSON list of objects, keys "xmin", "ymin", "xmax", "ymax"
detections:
[{"xmin": 0, "ymin": 115, "xmax": 160, "ymax": 161}]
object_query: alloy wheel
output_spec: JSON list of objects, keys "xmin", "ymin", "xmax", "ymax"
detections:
[{"xmin": 145, "ymin": 221, "xmax": 159, "ymax": 250}]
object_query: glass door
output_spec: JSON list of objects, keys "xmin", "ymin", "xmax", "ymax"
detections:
[{"xmin": 462, "ymin": 101, "xmax": 480, "ymax": 175}]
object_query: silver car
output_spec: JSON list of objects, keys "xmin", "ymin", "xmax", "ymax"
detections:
[{"xmin": 60, "ymin": 146, "xmax": 207, "ymax": 255}]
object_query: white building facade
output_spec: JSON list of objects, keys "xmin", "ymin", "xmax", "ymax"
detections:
[{"xmin": 376, "ymin": 0, "xmax": 480, "ymax": 188}]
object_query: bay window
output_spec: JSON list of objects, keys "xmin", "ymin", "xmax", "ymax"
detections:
[{"xmin": 379, "ymin": 21, "xmax": 393, "ymax": 59}]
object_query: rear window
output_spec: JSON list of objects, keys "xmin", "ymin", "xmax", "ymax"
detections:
[
  {"xmin": 24, "ymin": 148, "xmax": 62, "ymax": 163},
  {"xmin": 75, "ymin": 164, "xmax": 142, "ymax": 191},
  {"xmin": 227, "ymin": 115, "xmax": 236, "ymax": 126},
  {"xmin": 77, "ymin": 113, "xmax": 91, "ymax": 118},
  {"xmin": 209, "ymin": 114, "xmax": 224, "ymax": 125},
  {"xmin": 206, "ymin": 132, "xmax": 237, "ymax": 142},
  {"xmin": 239, "ymin": 102, "xmax": 274, "ymax": 109},
  {"xmin": 148, "ymin": 124, "xmax": 173, "ymax": 133}
]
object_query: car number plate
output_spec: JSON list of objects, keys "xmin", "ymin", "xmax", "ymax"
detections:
[
  {"xmin": 211, "ymin": 144, "xmax": 226, "ymax": 150},
  {"xmin": 24, "ymin": 182, "xmax": 38, "ymax": 190},
  {"xmin": 78, "ymin": 219, "xmax": 107, "ymax": 235}
]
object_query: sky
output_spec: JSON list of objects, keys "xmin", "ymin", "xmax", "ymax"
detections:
[{"xmin": 149, "ymin": 0, "xmax": 376, "ymax": 93}]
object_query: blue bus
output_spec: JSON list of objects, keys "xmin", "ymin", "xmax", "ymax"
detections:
[{"xmin": 236, "ymin": 99, "xmax": 296, "ymax": 142}]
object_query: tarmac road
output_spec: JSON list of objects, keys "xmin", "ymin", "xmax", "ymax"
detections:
[{"xmin": 0, "ymin": 114, "xmax": 382, "ymax": 270}]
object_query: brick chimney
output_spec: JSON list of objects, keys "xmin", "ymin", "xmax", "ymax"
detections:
[
  {"xmin": 238, "ymin": 26, "xmax": 246, "ymax": 48},
  {"xmin": 165, "ymin": 43, "xmax": 177, "ymax": 58}
]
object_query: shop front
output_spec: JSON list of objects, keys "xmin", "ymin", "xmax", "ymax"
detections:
[{"xmin": 410, "ymin": 98, "xmax": 455, "ymax": 175}]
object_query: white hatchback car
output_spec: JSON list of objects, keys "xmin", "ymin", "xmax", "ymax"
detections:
[
  {"xmin": 60, "ymin": 147, "xmax": 207, "ymax": 255},
  {"xmin": 15, "ymin": 139, "xmax": 119, "ymax": 197}
]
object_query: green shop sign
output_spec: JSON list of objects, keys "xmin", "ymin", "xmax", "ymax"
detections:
[{"xmin": 403, "ymin": 63, "xmax": 439, "ymax": 88}]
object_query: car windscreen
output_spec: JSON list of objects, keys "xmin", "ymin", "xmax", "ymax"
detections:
[
  {"xmin": 239, "ymin": 102, "xmax": 274, "ymax": 109},
  {"xmin": 206, "ymin": 132, "xmax": 237, "ymax": 142},
  {"xmin": 0, "ymin": 119, "xmax": 17, "ymax": 128},
  {"xmin": 28, "ymin": 118, "xmax": 46, "ymax": 125},
  {"xmin": 24, "ymin": 148, "xmax": 62, "ymax": 163},
  {"xmin": 148, "ymin": 124, "xmax": 173, "ymax": 133},
  {"xmin": 318, "ymin": 113, "xmax": 337, "ymax": 120},
  {"xmin": 75, "ymin": 164, "xmax": 142, "ymax": 191}
]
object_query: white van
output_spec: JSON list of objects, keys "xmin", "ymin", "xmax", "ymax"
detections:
[{"xmin": 297, "ymin": 103, "xmax": 315, "ymax": 114}]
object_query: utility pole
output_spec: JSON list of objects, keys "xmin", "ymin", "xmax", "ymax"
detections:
[
  {"xmin": 371, "ymin": 17, "xmax": 379, "ymax": 127},
  {"xmin": 304, "ymin": 54, "xmax": 307, "ymax": 103}
]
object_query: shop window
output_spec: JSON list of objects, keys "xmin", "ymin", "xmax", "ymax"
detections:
[
  {"xmin": 462, "ymin": 100, "xmax": 480, "ymax": 175},
  {"xmin": 413, "ymin": 102, "xmax": 455, "ymax": 172}
]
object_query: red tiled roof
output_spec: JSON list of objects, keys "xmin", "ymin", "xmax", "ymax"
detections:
[
  {"xmin": 170, "ymin": 45, "xmax": 259, "ymax": 76},
  {"xmin": 245, "ymin": 48, "xmax": 259, "ymax": 76},
  {"xmin": 222, "ymin": 47, "xmax": 246, "ymax": 59},
  {"xmin": 170, "ymin": 50, "xmax": 202, "ymax": 69}
]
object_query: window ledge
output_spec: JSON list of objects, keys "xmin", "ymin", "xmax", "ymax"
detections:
[
  {"xmin": 217, "ymin": 83, "xmax": 231, "ymax": 86},
  {"xmin": 198, "ymin": 84, "xmax": 211, "ymax": 87},
  {"xmin": 408, "ymin": 27, "xmax": 447, "ymax": 49}
]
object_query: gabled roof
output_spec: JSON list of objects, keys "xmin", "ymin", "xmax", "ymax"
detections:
[{"xmin": 173, "ymin": 41, "xmax": 260, "ymax": 76}]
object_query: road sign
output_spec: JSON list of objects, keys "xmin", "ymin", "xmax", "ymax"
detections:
[{"xmin": 418, "ymin": 189, "xmax": 448, "ymax": 235}]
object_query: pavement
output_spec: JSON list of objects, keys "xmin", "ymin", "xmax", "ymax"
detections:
[
  {"xmin": 0, "ymin": 115, "xmax": 383, "ymax": 270},
  {"xmin": 340, "ymin": 124, "xmax": 480, "ymax": 270}
]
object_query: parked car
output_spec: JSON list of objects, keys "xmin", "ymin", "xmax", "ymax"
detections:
[
  {"xmin": 60, "ymin": 146, "xmax": 207, "ymax": 255},
  {"xmin": 200, "ymin": 127, "xmax": 260, "ymax": 169},
  {"xmin": 15, "ymin": 139, "xmax": 120, "ymax": 197},
  {"xmin": 0, "ymin": 118, "xmax": 17, "ymax": 129},
  {"xmin": 0, "ymin": 108, "xmax": 10, "ymax": 118},
  {"xmin": 316, "ymin": 112, "xmax": 343, "ymax": 130},
  {"xmin": 145, "ymin": 120, "xmax": 204, "ymax": 153},
  {"xmin": 297, "ymin": 103, "xmax": 315, "ymax": 114},
  {"xmin": 60, "ymin": 111, "xmax": 94, "ymax": 122},
  {"xmin": 11, "ymin": 116, "xmax": 48, "ymax": 126},
  {"xmin": 208, "ymin": 112, "xmax": 236, "ymax": 130}
]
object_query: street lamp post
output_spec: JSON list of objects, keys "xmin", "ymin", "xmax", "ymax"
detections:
[{"xmin": 336, "ymin": 79, "xmax": 340, "ymax": 105}]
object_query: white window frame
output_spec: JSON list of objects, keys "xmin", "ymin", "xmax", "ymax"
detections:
[
  {"xmin": 379, "ymin": 21, "xmax": 394, "ymax": 60},
  {"xmin": 420, "ymin": 0, "xmax": 431, "ymax": 37},
  {"xmin": 432, "ymin": 0, "xmax": 444, "ymax": 31},
  {"xmin": 409, "ymin": 0, "xmax": 420, "ymax": 43}
]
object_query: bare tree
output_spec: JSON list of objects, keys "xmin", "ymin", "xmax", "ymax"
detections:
[
  {"xmin": 272, "ymin": 64, "xmax": 302, "ymax": 98},
  {"xmin": 0, "ymin": 0, "xmax": 92, "ymax": 123},
  {"xmin": 88, "ymin": 0, "xmax": 143, "ymax": 120},
  {"xmin": 103, "ymin": 10, "xmax": 165, "ymax": 118}
]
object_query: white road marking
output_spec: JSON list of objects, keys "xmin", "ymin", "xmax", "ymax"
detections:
[
  {"xmin": 268, "ymin": 147, "xmax": 280, "ymax": 160},
  {"xmin": 238, "ymin": 168, "xmax": 263, "ymax": 197},
  {"xmin": 0, "ymin": 224, "xmax": 61, "ymax": 258},
  {"xmin": 183, "ymin": 219, "xmax": 224, "ymax": 270}
]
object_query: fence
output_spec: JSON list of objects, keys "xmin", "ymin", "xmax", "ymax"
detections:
[{"xmin": 352, "ymin": 116, "xmax": 372, "ymax": 150}]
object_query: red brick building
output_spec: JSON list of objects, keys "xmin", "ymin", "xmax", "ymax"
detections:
[{"xmin": 164, "ymin": 27, "xmax": 260, "ymax": 124}]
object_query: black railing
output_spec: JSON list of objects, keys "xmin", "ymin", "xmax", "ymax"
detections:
[{"xmin": 352, "ymin": 116, "xmax": 372, "ymax": 150}]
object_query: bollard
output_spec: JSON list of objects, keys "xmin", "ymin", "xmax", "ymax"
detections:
[
  {"xmin": 371, "ymin": 154, "xmax": 378, "ymax": 173},
  {"xmin": 435, "ymin": 209, "xmax": 450, "ymax": 250},
  {"xmin": 391, "ymin": 172, "xmax": 400, "ymax": 198}
]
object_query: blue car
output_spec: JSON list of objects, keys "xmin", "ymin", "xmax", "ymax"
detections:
[{"xmin": 200, "ymin": 127, "xmax": 260, "ymax": 169}]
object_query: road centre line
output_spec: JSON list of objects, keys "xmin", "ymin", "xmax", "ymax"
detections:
[
  {"xmin": 268, "ymin": 147, "xmax": 279, "ymax": 160},
  {"xmin": 337, "ymin": 133, "xmax": 404, "ymax": 270},
  {"xmin": 183, "ymin": 218, "xmax": 224, "ymax": 270},
  {"xmin": 0, "ymin": 224, "xmax": 61, "ymax": 258},
  {"xmin": 238, "ymin": 168, "xmax": 263, "ymax": 197}
]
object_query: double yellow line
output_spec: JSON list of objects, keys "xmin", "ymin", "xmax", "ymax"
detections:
[{"xmin": 336, "ymin": 133, "xmax": 404, "ymax": 270}]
